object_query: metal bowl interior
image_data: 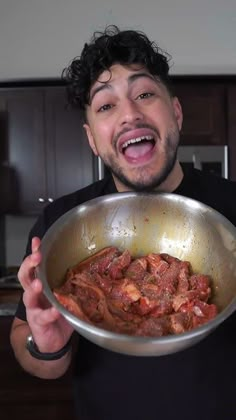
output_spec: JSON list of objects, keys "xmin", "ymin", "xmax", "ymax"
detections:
[{"xmin": 37, "ymin": 192, "xmax": 236, "ymax": 356}]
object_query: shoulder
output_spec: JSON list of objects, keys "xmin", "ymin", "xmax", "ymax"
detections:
[
  {"xmin": 191, "ymin": 168, "xmax": 236, "ymax": 189},
  {"xmin": 176, "ymin": 167, "xmax": 236, "ymax": 226},
  {"xmin": 46, "ymin": 177, "xmax": 112, "ymax": 215},
  {"xmin": 27, "ymin": 176, "xmax": 116, "ymax": 248},
  {"xmin": 190, "ymin": 168, "xmax": 236, "ymax": 200},
  {"xmin": 184, "ymin": 168, "xmax": 236, "ymax": 225}
]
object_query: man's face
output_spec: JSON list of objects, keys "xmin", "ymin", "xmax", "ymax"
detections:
[{"xmin": 84, "ymin": 64, "xmax": 183, "ymax": 192}]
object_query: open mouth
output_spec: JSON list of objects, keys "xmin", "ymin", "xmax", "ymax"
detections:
[{"xmin": 121, "ymin": 135, "xmax": 156, "ymax": 159}]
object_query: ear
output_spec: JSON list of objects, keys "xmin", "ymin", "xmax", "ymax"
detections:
[
  {"xmin": 83, "ymin": 123, "xmax": 98, "ymax": 156},
  {"xmin": 172, "ymin": 97, "xmax": 183, "ymax": 131}
]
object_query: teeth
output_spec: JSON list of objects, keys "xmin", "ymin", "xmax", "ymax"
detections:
[{"xmin": 122, "ymin": 135, "xmax": 153, "ymax": 149}]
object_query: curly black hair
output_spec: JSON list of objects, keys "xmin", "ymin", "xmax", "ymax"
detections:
[{"xmin": 62, "ymin": 25, "xmax": 173, "ymax": 112}]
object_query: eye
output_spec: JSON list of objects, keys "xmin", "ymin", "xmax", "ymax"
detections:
[
  {"xmin": 98, "ymin": 103, "xmax": 113, "ymax": 112},
  {"xmin": 138, "ymin": 92, "xmax": 154, "ymax": 100}
]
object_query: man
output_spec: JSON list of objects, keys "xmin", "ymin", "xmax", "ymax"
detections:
[{"xmin": 10, "ymin": 26, "xmax": 236, "ymax": 419}]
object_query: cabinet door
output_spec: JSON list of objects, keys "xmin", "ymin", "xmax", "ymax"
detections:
[
  {"xmin": 173, "ymin": 82, "xmax": 227, "ymax": 146},
  {"xmin": 1, "ymin": 89, "xmax": 47, "ymax": 214},
  {"xmin": 45, "ymin": 87, "xmax": 96, "ymax": 201}
]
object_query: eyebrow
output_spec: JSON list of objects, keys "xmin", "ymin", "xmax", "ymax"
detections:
[{"xmin": 89, "ymin": 72, "xmax": 158, "ymax": 103}]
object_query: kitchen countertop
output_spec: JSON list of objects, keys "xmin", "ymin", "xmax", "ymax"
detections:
[
  {"xmin": 0, "ymin": 303, "xmax": 17, "ymax": 316},
  {"xmin": 0, "ymin": 281, "xmax": 21, "ymax": 316}
]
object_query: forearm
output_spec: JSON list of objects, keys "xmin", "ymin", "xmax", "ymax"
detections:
[{"xmin": 10, "ymin": 319, "xmax": 73, "ymax": 379}]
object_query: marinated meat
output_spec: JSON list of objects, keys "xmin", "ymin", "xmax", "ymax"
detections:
[{"xmin": 53, "ymin": 246, "xmax": 218, "ymax": 337}]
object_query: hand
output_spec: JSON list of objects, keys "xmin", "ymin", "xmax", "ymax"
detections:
[{"xmin": 18, "ymin": 237, "xmax": 74, "ymax": 353}]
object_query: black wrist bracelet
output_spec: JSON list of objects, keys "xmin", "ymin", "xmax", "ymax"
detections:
[{"xmin": 26, "ymin": 334, "xmax": 73, "ymax": 361}]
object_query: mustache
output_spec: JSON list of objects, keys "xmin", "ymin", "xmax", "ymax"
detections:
[{"xmin": 113, "ymin": 123, "xmax": 160, "ymax": 148}]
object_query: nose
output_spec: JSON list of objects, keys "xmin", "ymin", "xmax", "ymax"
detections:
[{"xmin": 119, "ymin": 99, "xmax": 144, "ymax": 126}]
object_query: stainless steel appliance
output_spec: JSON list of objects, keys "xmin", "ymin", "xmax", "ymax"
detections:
[{"xmin": 177, "ymin": 145, "xmax": 228, "ymax": 179}]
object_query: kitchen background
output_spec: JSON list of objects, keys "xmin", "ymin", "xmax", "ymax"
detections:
[
  {"xmin": 1, "ymin": 0, "xmax": 236, "ymax": 269},
  {"xmin": 0, "ymin": 0, "xmax": 236, "ymax": 419}
]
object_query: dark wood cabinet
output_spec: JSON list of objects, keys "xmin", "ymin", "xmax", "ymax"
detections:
[
  {"xmin": 1, "ymin": 78, "xmax": 236, "ymax": 214},
  {"xmin": 0, "ymin": 315, "xmax": 75, "ymax": 420},
  {"xmin": 44, "ymin": 88, "xmax": 96, "ymax": 201},
  {"xmin": 0, "ymin": 86, "xmax": 96, "ymax": 215},
  {"xmin": 172, "ymin": 77, "xmax": 236, "ymax": 181},
  {"xmin": 1, "ymin": 89, "xmax": 46, "ymax": 214},
  {"xmin": 173, "ymin": 81, "xmax": 227, "ymax": 146}
]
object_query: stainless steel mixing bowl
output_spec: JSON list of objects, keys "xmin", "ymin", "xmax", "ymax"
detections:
[{"xmin": 37, "ymin": 192, "xmax": 236, "ymax": 356}]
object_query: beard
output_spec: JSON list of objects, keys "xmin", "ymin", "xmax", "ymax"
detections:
[{"xmin": 101, "ymin": 126, "xmax": 180, "ymax": 192}]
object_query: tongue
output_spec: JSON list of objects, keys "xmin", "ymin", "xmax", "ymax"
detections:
[{"xmin": 124, "ymin": 142, "xmax": 153, "ymax": 159}]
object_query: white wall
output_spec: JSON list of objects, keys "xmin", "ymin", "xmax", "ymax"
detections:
[{"xmin": 0, "ymin": 0, "xmax": 236, "ymax": 81}]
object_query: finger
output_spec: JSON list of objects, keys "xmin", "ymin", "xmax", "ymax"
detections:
[
  {"xmin": 23, "ymin": 278, "xmax": 60, "ymax": 315},
  {"xmin": 23, "ymin": 278, "xmax": 48, "ymax": 310},
  {"xmin": 31, "ymin": 236, "xmax": 41, "ymax": 253},
  {"xmin": 18, "ymin": 249, "xmax": 42, "ymax": 291},
  {"xmin": 30, "ymin": 237, "xmax": 42, "ymax": 267},
  {"xmin": 35, "ymin": 306, "xmax": 62, "ymax": 326},
  {"xmin": 23, "ymin": 279, "xmax": 62, "ymax": 325},
  {"xmin": 18, "ymin": 254, "xmax": 41, "ymax": 290}
]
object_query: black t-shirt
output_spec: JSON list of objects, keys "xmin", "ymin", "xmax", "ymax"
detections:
[{"xmin": 15, "ymin": 168, "xmax": 236, "ymax": 420}]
